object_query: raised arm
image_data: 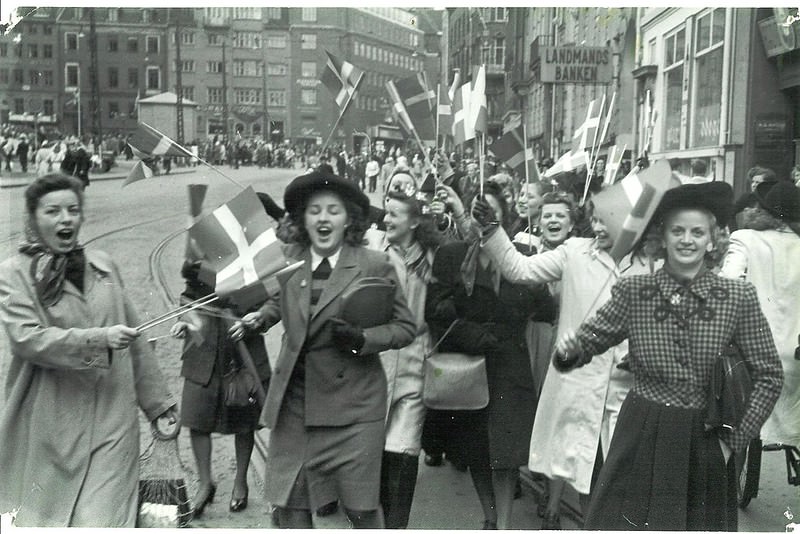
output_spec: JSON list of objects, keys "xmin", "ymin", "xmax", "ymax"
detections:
[{"xmin": 480, "ymin": 226, "xmax": 567, "ymax": 285}]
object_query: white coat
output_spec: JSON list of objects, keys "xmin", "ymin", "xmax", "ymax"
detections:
[
  {"xmin": 720, "ymin": 228, "xmax": 800, "ymax": 446},
  {"xmin": 482, "ymin": 232, "xmax": 655, "ymax": 494}
]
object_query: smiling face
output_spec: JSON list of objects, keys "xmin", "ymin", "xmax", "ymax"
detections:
[
  {"xmin": 383, "ymin": 197, "xmax": 418, "ymax": 248},
  {"xmin": 661, "ymin": 208, "xmax": 714, "ymax": 272},
  {"xmin": 539, "ymin": 202, "xmax": 573, "ymax": 246},
  {"xmin": 304, "ymin": 190, "xmax": 349, "ymax": 257},
  {"xmin": 590, "ymin": 214, "xmax": 614, "ymax": 250},
  {"xmin": 516, "ymin": 182, "xmax": 544, "ymax": 219},
  {"xmin": 34, "ymin": 189, "xmax": 83, "ymax": 253}
]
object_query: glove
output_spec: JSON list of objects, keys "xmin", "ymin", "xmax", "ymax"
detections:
[
  {"xmin": 329, "ymin": 318, "xmax": 366, "ymax": 355},
  {"xmin": 471, "ymin": 196, "xmax": 498, "ymax": 228},
  {"xmin": 552, "ymin": 348, "xmax": 582, "ymax": 373}
]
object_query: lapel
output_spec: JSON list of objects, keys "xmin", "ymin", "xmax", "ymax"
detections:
[{"xmin": 312, "ymin": 244, "xmax": 361, "ymax": 321}]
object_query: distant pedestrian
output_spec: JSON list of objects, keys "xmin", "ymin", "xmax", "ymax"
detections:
[
  {"xmin": 366, "ymin": 157, "xmax": 380, "ymax": 193},
  {"xmin": 17, "ymin": 135, "xmax": 30, "ymax": 173}
]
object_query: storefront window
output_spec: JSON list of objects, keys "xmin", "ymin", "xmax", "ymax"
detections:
[
  {"xmin": 691, "ymin": 8, "xmax": 725, "ymax": 147},
  {"xmin": 662, "ymin": 27, "xmax": 685, "ymax": 151}
]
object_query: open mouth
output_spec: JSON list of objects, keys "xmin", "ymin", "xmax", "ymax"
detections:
[
  {"xmin": 545, "ymin": 223, "xmax": 562, "ymax": 233},
  {"xmin": 56, "ymin": 228, "xmax": 75, "ymax": 241},
  {"xmin": 315, "ymin": 226, "xmax": 332, "ymax": 238}
]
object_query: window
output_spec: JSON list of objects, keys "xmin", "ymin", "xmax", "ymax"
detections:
[
  {"xmin": 65, "ymin": 32, "xmax": 78, "ymax": 50},
  {"xmin": 353, "ymin": 41, "xmax": 358, "ymax": 55},
  {"xmin": 178, "ymin": 60, "xmax": 195, "ymax": 72},
  {"xmin": 28, "ymin": 24, "xmax": 38, "ymax": 34},
  {"xmin": 108, "ymin": 8, "xmax": 118, "ymax": 22},
  {"xmin": 108, "ymin": 67, "xmax": 118, "ymax": 88},
  {"xmin": 233, "ymin": 31, "xmax": 260, "ymax": 49},
  {"xmin": 208, "ymin": 87, "xmax": 223, "ymax": 104},
  {"xmin": 0, "ymin": 69, "xmax": 8, "ymax": 84},
  {"xmin": 207, "ymin": 61, "xmax": 223, "ymax": 74},
  {"xmin": 493, "ymin": 7, "xmax": 507, "ymax": 21},
  {"xmin": 43, "ymin": 25, "xmax": 52, "ymax": 35},
  {"xmin": 691, "ymin": 8, "xmax": 725, "ymax": 147},
  {"xmin": 301, "ymin": 61, "xmax": 316, "ymax": 78},
  {"xmin": 146, "ymin": 36, "xmax": 159, "ymax": 54},
  {"xmin": 233, "ymin": 7, "xmax": 260, "ymax": 19},
  {"xmin": 266, "ymin": 35, "xmax": 287, "ymax": 48},
  {"xmin": 146, "ymin": 66, "xmax": 160, "ymax": 90},
  {"xmin": 181, "ymin": 32, "xmax": 195, "ymax": 45},
  {"xmin": 233, "ymin": 60, "xmax": 258, "ymax": 76},
  {"xmin": 42, "ymin": 70, "xmax": 53, "ymax": 86},
  {"xmin": 181, "ymin": 86, "xmax": 195, "ymax": 101},
  {"xmin": 108, "ymin": 36, "xmax": 118, "ymax": 52},
  {"xmin": 128, "ymin": 68, "xmax": 138, "ymax": 88},
  {"xmin": 28, "ymin": 70, "xmax": 40, "ymax": 85},
  {"xmin": 14, "ymin": 98, "xmax": 24, "ymax": 114},
  {"xmin": 43, "ymin": 99, "xmax": 54, "ymax": 115},
  {"xmin": 494, "ymin": 37, "xmax": 505, "ymax": 65},
  {"xmin": 301, "ymin": 34, "xmax": 316, "ymax": 50},
  {"xmin": 267, "ymin": 63, "xmax": 287, "ymax": 75},
  {"xmin": 127, "ymin": 37, "xmax": 138, "ymax": 53},
  {"xmin": 65, "ymin": 63, "xmax": 79, "ymax": 87},
  {"xmin": 42, "ymin": 43, "xmax": 52, "ymax": 58},
  {"xmin": 301, "ymin": 8, "xmax": 316, "ymax": 21},
  {"xmin": 301, "ymin": 88, "xmax": 317, "ymax": 106},
  {"xmin": 235, "ymin": 88, "xmax": 261, "ymax": 104},
  {"xmin": 109, "ymin": 101, "xmax": 120, "ymax": 119},
  {"xmin": 268, "ymin": 90, "xmax": 286, "ymax": 106},
  {"xmin": 0, "ymin": 43, "xmax": 6, "ymax": 57},
  {"xmin": 13, "ymin": 44, "xmax": 21, "ymax": 57},
  {"xmin": 481, "ymin": 40, "xmax": 491, "ymax": 65},
  {"xmin": 208, "ymin": 34, "xmax": 222, "ymax": 46},
  {"xmin": 265, "ymin": 7, "xmax": 282, "ymax": 20},
  {"xmin": 662, "ymin": 26, "xmax": 685, "ymax": 151},
  {"xmin": 27, "ymin": 44, "xmax": 38, "ymax": 58}
]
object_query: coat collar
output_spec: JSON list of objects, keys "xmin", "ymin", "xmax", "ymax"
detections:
[
  {"xmin": 312, "ymin": 244, "xmax": 360, "ymax": 319},
  {"xmin": 654, "ymin": 267, "xmax": 716, "ymax": 301}
]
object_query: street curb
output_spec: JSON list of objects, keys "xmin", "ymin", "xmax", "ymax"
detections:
[{"xmin": 0, "ymin": 167, "xmax": 197, "ymax": 189}]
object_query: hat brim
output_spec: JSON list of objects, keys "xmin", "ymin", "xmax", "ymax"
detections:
[
  {"xmin": 652, "ymin": 181, "xmax": 734, "ymax": 228},
  {"xmin": 284, "ymin": 170, "xmax": 370, "ymax": 216}
]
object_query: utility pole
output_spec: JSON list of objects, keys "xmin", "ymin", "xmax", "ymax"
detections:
[
  {"xmin": 174, "ymin": 8, "xmax": 185, "ymax": 144},
  {"xmin": 222, "ymin": 39, "xmax": 229, "ymax": 139},
  {"xmin": 88, "ymin": 8, "xmax": 101, "ymax": 146},
  {"xmin": 262, "ymin": 59, "xmax": 269, "ymax": 142}
]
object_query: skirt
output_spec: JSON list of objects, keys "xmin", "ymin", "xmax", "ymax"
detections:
[
  {"xmin": 265, "ymin": 387, "xmax": 385, "ymax": 512},
  {"xmin": 584, "ymin": 392, "xmax": 737, "ymax": 531}
]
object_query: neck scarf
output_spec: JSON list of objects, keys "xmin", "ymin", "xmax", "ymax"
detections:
[
  {"xmin": 460, "ymin": 240, "xmax": 501, "ymax": 297},
  {"xmin": 391, "ymin": 240, "xmax": 432, "ymax": 284},
  {"xmin": 18, "ymin": 221, "xmax": 85, "ymax": 307}
]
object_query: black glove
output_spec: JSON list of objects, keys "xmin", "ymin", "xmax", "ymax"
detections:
[
  {"xmin": 552, "ymin": 348, "xmax": 582, "ymax": 373},
  {"xmin": 471, "ymin": 196, "xmax": 498, "ymax": 228},
  {"xmin": 329, "ymin": 318, "xmax": 366, "ymax": 355}
]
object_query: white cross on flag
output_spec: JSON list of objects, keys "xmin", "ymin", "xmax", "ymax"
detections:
[
  {"xmin": 392, "ymin": 73, "xmax": 436, "ymax": 141},
  {"xmin": 489, "ymin": 124, "xmax": 540, "ymax": 181},
  {"xmin": 543, "ymin": 149, "xmax": 588, "ymax": 178},
  {"xmin": 571, "ymin": 98, "xmax": 603, "ymax": 153},
  {"xmin": 189, "ymin": 187, "xmax": 303, "ymax": 309},
  {"xmin": 321, "ymin": 50, "xmax": 364, "ymax": 114},
  {"xmin": 128, "ymin": 122, "xmax": 188, "ymax": 159}
]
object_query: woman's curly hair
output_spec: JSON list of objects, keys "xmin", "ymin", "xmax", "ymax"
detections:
[
  {"xmin": 284, "ymin": 192, "xmax": 369, "ymax": 247},
  {"xmin": 384, "ymin": 190, "xmax": 443, "ymax": 252}
]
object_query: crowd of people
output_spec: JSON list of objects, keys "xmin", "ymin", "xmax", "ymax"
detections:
[{"xmin": 0, "ymin": 136, "xmax": 797, "ymax": 530}]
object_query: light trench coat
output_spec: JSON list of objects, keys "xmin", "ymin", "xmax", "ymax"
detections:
[
  {"xmin": 379, "ymin": 240, "xmax": 433, "ymax": 456},
  {"xmin": 720, "ymin": 228, "xmax": 800, "ymax": 447},
  {"xmin": 482, "ymin": 232, "xmax": 656, "ymax": 494},
  {"xmin": 0, "ymin": 250, "xmax": 174, "ymax": 527}
]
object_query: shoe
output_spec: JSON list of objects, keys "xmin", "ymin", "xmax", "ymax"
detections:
[
  {"xmin": 482, "ymin": 520, "xmax": 497, "ymax": 529},
  {"xmin": 424, "ymin": 452, "xmax": 444, "ymax": 467},
  {"xmin": 541, "ymin": 512, "xmax": 561, "ymax": 530},
  {"xmin": 229, "ymin": 486, "xmax": 249, "ymax": 512},
  {"xmin": 192, "ymin": 483, "xmax": 217, "ymax": 518},
  {"xmin": 513, "ymin": 478, "xmax": 522, "ymax": 500}
]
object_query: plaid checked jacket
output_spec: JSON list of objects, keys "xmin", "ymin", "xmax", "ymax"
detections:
[{"xmin": 574, "ymin": 269, "xmax": 784, "ymax": 452}]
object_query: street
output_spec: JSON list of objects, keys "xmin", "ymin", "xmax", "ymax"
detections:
[{"xmin": 0, "ymin": 164, "xmax": 795, "ymax": 530}]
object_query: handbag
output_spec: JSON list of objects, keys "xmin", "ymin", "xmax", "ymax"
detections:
[
  {"xmin": 423, "ymin": 320, "xmax": 490, "ymax": 410},
  {"xmin": 705, "ymin": 342, "xmax": 752, "ymax": 431},
  {"xmin": 223, "ymin": 366, "xmax": 261, "ymax": 408}
]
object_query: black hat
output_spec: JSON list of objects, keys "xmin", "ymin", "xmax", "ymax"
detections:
[
  {"xmin": 754, "ymin": 180, "xmax": 800, "ymax": 222},
  {"xmin": 284, "ymin": 169, "xmax": 370, "ymax": 216},
  {"xmin": 256, "ymin": 192, "xmax": 286, "ymax": 222},
  {"xmin": 653, "ymin": 181, "xmax": 734, "ymax": 228}
]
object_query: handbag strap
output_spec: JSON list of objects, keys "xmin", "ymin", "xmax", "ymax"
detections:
[{"xmin": 425, "ymin": 319, "xmax": 460, "ymax": 358}]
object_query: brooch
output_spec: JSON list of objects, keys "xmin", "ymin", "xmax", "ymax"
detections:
[{"xmin": 670, "ymin": 293, "xmax": 682, "ymax": 306}]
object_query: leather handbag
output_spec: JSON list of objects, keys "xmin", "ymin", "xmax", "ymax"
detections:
[
  {"xmin": 423, "ymin": 320, "xmax": 490, "ymax": 410},
  {"xmin": 705, "ymin": 342, "xmax": 752, "ymax": 431},
  {"xmin": 223, "ymin": 366, "xmax": 261, "ymax": 408}
]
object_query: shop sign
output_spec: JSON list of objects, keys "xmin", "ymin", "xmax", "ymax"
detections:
[
  {"xmin": 754, "ymin": 113, "xmax": 788, "ymax": 149},
  {"xmin": 539, "ymin": 46, "xmax": 612, "ymax": 84},
  {"xmin": 297, "ymin": 78, "xmax": 320, "ymax": 88},
  {"xmin": 758, "ymin": 16, "xmax": 798, "ymax": 57}
]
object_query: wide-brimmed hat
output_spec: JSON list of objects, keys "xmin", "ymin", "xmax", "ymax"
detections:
[
  {"xmin": 653, "ymin": 181, "xmax": 734, "ymax": 228},
  {"xmin": 754, "ymin": 180, "xmax": 800, "ymax": 222},
  {"xmin": 284, "ymin": 169, "xmax": 369, "ymax": 216}
]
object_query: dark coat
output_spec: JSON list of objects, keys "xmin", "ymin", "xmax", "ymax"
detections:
[{"xmin": 259, "ymin": 243, "xmax": 416, "ymax": 429}]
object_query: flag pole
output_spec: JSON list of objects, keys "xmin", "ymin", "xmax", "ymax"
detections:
[
  {"xmin": 479, "ymin": 133, "xmax": 485, "ymax": 198},
  {"xmin": 140, "ymin": 122, "xmax": 246, "ymax": 189},
  {"xmin": 582, "ymin": 94, "xmax": 606, "ymax": 204},
  {"xmin": 320, "ymin": 72, "xmax": 364, "ymax": 157},
  {"xmin": 435, "ymin": 82, "xmax": 441, "ymax": 155},
  {"xmin": 523, "ymin": 121, "xmax": 533, "ymax": 252}
]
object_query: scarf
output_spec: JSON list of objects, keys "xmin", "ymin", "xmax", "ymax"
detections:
[
  {"xmin": 390, "ymin": 241, "xmax": 432, "ymax": 284},
  {"xmin": 460, "ymin": 240, "xmax": 501, "ymax": 297},
  {"xmin": 18, "ymin": 222, "xmax": 85, "ymax": 307}
]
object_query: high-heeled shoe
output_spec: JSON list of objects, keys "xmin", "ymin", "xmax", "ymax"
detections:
[
  {"xmin": 482, "ymin": 520, "xmax": 497, "ymax": 529},
  {"xmin": 192, "ymin": 483, "xmax": 217, "ymax": 518},
  {"xmin": 229, "ymin": 487, "xmax": 249, "ymax": 512}
]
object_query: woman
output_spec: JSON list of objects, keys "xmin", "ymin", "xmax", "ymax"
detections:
[
  {"xmin": 555, "ymin": 181, "xmax": 783, "ymax": 530},
  {"xmin": 721, "ymin": 180, "xmax": 800, "ymax": 450},
  {"xmin": 170, "ymin": 260, "xmax": 271, "ymax": 516},
  {"xmin": 378, "ymin": 190, "xmax": 443, "ymax": 528},
  {"xmin": 240, "ymin": 170, "xmax": 415, "ymax": 528},
  {"xmin": 0, "ymin": 174, "xmax": 176, "ymax": 526},
  {"xmin": 425, "ymin": 182, "xmax": 543, "ymax": 529}
]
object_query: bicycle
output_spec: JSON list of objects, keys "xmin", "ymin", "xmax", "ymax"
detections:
[{"xmin": 736, "ymin": 437, "xmax": 800, "ymax": 509}]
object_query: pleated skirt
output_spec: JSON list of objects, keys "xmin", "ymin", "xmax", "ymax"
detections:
[{"xmin": 584, "ymin": 392, "xmax": 738, "ymax": 531}]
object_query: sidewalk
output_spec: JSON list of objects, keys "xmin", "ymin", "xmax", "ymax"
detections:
[{"xmin": 0, "ymin": 160, "xmax": 196, "ymax": 189}]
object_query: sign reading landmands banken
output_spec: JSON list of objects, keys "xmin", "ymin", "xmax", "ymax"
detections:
[{"xmin": 539, "ymin": 46, "xmax": 613, "ymax": 84}]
